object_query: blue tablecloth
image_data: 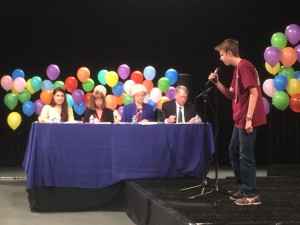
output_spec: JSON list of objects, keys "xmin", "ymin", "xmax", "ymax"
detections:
[{"xmin": 23, "ymin": 123, "xmax": 215, "ymax": 189}]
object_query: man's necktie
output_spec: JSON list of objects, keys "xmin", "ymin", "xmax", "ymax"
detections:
[{"xmin": 178, "ymin": 106, "xmax": 183, "ymax": 123}]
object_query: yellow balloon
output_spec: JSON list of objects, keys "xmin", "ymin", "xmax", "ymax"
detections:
[
  {"xmin": 286, "ymin": 79, "xmax": 300, "ymax": 96},
  {"xmin": 157, "ymin": 96, "xmax": 170, "ymax": 109},
  {"xmin": 265, "ymin": 62, "xmax": 280, "ymax": 76},
  {"xmin": 105, "ymin": 71, "xmax": 119, "ymax": 87},
  {"xmin": 26, "ymin": 79, "xmax": 36, "ymax": 94},
  {"xmin": 7, "ymin": 112, "xmax": 22, "ymax": 131},
  {"xmin": 11, "ymin": 86, "xmax": 18, "ymax": 95}
]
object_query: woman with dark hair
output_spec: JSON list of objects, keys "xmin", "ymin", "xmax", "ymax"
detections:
[
  {"xmin": 83, "ymin": 90, "xmax": 114, "ymax": 123},
  {"xmin": 38, "ymin": 87, "xmax": 74, "ymax": 122}
]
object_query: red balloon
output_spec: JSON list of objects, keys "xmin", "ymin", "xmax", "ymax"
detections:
[
  {"xmin": 65, "ymin": 76, "xmax": 78, "ymax": 93},
  {"xmin": 289, "ymin": 94, "xmax": 300, "ymax": 113},
  {"xmin": 84, "ymin": 92, "xmax": 92, "ymax": 106},
  {"xmin": 130, "ymin": 71, "xmax": 143, "ymax": 84}
]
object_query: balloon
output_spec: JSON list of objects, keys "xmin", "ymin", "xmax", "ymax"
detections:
[
  {"xmin": 165, "ymin": 69, "xmax": 178, "ymax": 85},
  {"xmin": 117, "ymin": 93, "xmax": 124, "ymax": 106},
  {"xmin": 12, "ymin": 69, "xmax": 25, "ymax": 80},
  {"xmin": 285, "ymin": 24, "xmax": 300, "ymax": 45},
  {"xmin": 13, "ymin": 77, "xmax": 26, "ymax": 92},
  {"xmin": 1, "ymin": 75, "xmax": 13, "ymax": 91},
  {"xmin": 262, "ymin": 79, "xmax": 276, "ymax": 97},
  {"xmin": 117, "ymin": 106, "xmax": 124, "ymax": 116},
  {"xmin": 157, "ymin": 96, "xmax": 170, "ymax": 109},
  {"xmin": 157, "ymin": 77, "xmax": 170, "ymax": 93},
  {"xmin": 112, "ymin": 81, "xmax": 124, "ymax": 97},
  {"xmin": 72, "ymin": 89, "xmax": 84, "ymax": 104},
  {"xmin": 77, "ymin": 67, "xmax": 90, "ymax": 83},
  {"xmin": 264, "ymin": 46, "xmax": 281, "ymax": 67},
  {"xmin": 289, "ymin": 93, "xmax": 300, "ymax": 112},
  {"xmin": 262, "ymin": 97, "xmax": 270, "ymax": 115},
  {"xmin": 65, "ymin": 76, "xmax": 78, "ymax": 93},
  {"xmin": 265, "ymin": 62, "xmax": 280, "ymax": 76},
  {"xmin": 82, "ymin": 78, "xmax": 95, "ymax": 92},
  {"xmin": 94, "ymin": 85, "xmax": 107, "ymax": 96},
  {"xmin": 130, "ymin": 71, "xmax": 143, "ymax": 84},
  {"xmin": 273, "ymin": 75, "xmax": 288, "ymax": 91},
  {"xmin": 295, "ymin": 71, "xmax": 300, "ymax": 80},
  {"xmin": 124, "ymin": 80, "xmax": 135, "ymax": 94},
  {"xmin": 22, "ymin": 101, "xmax": 35, "ymax": 116},
  {"xmin": 280, "ymin": 47, "xmax": 297, "ymax": 67},
  {"xmin": 7, "ymin": 112, "xmax": 22, "ymax": 130},
  {"xmin": 66, "ymin": 93, "xmax": 74, "ymax": 107},
  {"xmin": 105, "ymin": 71, "xmax": 119, "ymax": 87},
  {"xmin": 142, "ymin": 80, "xmax": 154, "ymax": 93},
  {"xmin": 73, "ymin": 102, "xmax": 86, "ymax": 115},
  {"xmin": 118, "ymin": 64, "xmax": 130, "ymax": 80},
  {"xmin": 18, "ymin": 89, "xmax": 31, "ymax": 103},
  {"xmin": 271, "ymin": 32, "xmax": 287, "ymax": 50},
  {"xmin": 97, "ymin": 69, "xmax": 108, "ymax": 85},
  {"xmin": 165, "ymin": 86, "xmax": 176, "ymax": 99},
  {"xmin": 30, "ymin": 76, "xmax": 42, "ymax": 92},
  {"xmin": 84, "ymin": 92, "xmax": 92, "ymax": 106},
  {"xmin": 41, "ymin": 79, "xmax": 53, "ymax": 91},
  {"xmin": 53, "ymin": 80, "xmax": 65, "ymax": 90},
  {"xmin": 123, "ymin": 94, "xmax": 134, "ymax": 105},
  {"xmin": 4, "ymin": 93, "xmax": 18, "ymax": 110},
  {"xmin": 46, "ymin": 64, "xmax": 60, "ymax": 80},
  {"xmin": 105, "ymin": 94, "xmax": 118, "ymax": 110},
  {"xmin": 143, "ymin": 66, "xmax": 156, "ymax": 80},
  {"xmin": 295, "ymin": 44, "xmax": 300, "ymax": 63},
  {"xmin": 143, "ymin": 93, "xmax": 150, "ymax": 104},
  {"xmin": 272, "ymin": 91, "xmax": 289, "ymax": 111},
  {"xmin": 40, "ymin": 90, "xmax": 53, "ymax": 105},
  {"xmin": 26, "ymin": 79, "xmax": 35, "ymax": 94},
  {"xmin": 278, "ymin": 66, "xmax": 295, "ymax": 80},
  {"xmin": 286, "ymin": 78, "xmax": 300, "ymax": 96},
  {"xmin": 34, "ymin": 99, "xmax": 44, "ymax": 115},
  {"xmin": 147, "ymin": 99, "xmax": 157, "ymax": 107},
  {"xmin": 149, "ymin": 87, "xmax": 162, "ymax": 103}
]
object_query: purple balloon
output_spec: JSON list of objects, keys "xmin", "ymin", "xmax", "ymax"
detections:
[
  {"xmin": 117, "ymin": 106, "xmax": 124, "ymax": 116},
  {"xmin": 72, "ymin": 89, "xmax": 84, "ymax": 104},
  {"xmin": 118, "ymin": 64, "xmax": 130, "ymax": 80},
  {"xmin": 264, "ymin": 46, "xmax": 281, "ymax": 67},
  {"xmin": 263, "ymin": 97, "xmax": 270, "ymax": 115},
  {"xmin": 46, "ymin": 64, "xmax": 60, "ymax": 81},
  {"xmin": 165, "ymin": 87, "xmax": 176, "ymax": 99},
  {"xmin": 34, "ymin": 99, "xmax": 44, "ymax": 116},
  {"xmin": 295, "ymin": 44, "xmax": 300, "ymax": 63},
  {"xmin": 285, "ymin": 24, "xmax": 300, "ymax": 45}
]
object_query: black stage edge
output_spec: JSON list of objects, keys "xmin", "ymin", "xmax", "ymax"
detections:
[
  {"xmin": 27, "ymin": 181, "xmax": 126, "ymax": 212},
  {"xmin": 126, "ymin": 176, "xmax": 300, "ymax": 225}
]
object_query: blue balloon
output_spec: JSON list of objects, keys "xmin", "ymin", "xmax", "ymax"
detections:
[
  {"xmin": 273, "ymin": 75, "xmax": 288, "ymax": 91},
  {"xmin": 295, "ymin": 71, "xmax": 300, "ymax": 80},
  {"xmin": 41, "ymin": 79, "xmax": 53, "ymax": 90},
  {"xmin": 143, "ymin": 66, "xmax": 156, "ymax": 80},
  {"xmin": 165, "ymin": 69, "xmax": 178, "ymax": 85},
  {"xmin": 12, "ymin": 69, "xmax": 25, "ymax": 80},
  {"xmin": 22, "ymin": 101, "xmax": 35, "ymax": 116},
  {"xmin": 112, "ymin": 82, "xmax": 124, "ymax": 97},
  {"xmin": 73, "ymin": 102, "xmax": 86, "ymax": 115}
]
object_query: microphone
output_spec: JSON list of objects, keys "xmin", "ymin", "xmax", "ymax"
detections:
[
  {"xmin": 206, "ymin": 67, "xmax": 220, "ymax": 86},
  {"xmin": 195, "ymin": 85, "xmax": 215, "ymax": 98}
]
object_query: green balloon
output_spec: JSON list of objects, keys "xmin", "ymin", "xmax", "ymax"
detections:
[
  {"xmin": 271, "ymin": 32, "xmax": 287, "ymax": 51},
  {"xmin": 278, "ymin": 67, "xmax": 295, "ymax": 80},
  {"xmin": 123, "ymin": 94, "xmax": 133, "ymax": 105},
  {"xmin": 18, "ymin": 89, "xmax": 31, "ymax": 103},
  {"xmin": 82, "ymin": 78, "xmax": 95, "ymax": 92},
  {"xmin": 158, "ymin": 77, "xmax": 170, "ymax": 93},
  {"xmin": 4, "ymin": 93, "xmax": 18, "ymax": 110},
  {"xmin": 53, "ymin": 80, "xmax": 65, "ymax": 90},
  {"xmin": 272, "ymin": 91, "xmax": 289, "ymax": 111}
]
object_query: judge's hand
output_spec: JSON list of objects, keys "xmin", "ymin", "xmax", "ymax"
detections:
[{"xmin": 167, "ymin": 115, "xmax": 176, "ymax": 123}]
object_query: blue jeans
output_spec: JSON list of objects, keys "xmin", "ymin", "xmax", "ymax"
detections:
[{"xmin": 229, "ymin": 127, "xmax": 257, "ymax": 197}]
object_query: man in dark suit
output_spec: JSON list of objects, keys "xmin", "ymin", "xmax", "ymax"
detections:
[{"xmin": 162, "ymin": 85, "xmax": 198, "ymax": 123}]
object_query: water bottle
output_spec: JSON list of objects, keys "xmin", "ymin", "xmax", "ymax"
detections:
[
  {"xmin": 89, "ymin": 115, "xmax": 94, "ymax": 124},
  {"xmin": 132, "ymin": 115, "xmax": 137, "ymax": 124},
  {"xmin": 195, "ymin": 115, "xmax": 201, "ymax": 124},
  {"xmin": 56, "ymin": 116, "xmax": 61, "ymax": 123}
]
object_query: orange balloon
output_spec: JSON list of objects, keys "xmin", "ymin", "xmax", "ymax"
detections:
[
  {"xmin": 280, "ymin": 47, "xmax": 297, "ymax": 67},
  {"xmin": 130, "ymin": 71, "xmax": 143, "ymax": 84},
  {"xmin": 65, "ymin": 76, "xmax": 78, "ymax": 93},
  {"xmin": 105, "ymin": 94, "xmax": 118, "ymax": 110},
  {"xmin": 84, "ymin": 92, "xmax": 92, "ymax": 106},
  {"xmin": 117, "ymin": 93, "xmax": 124, "ymax": 106},
  {"xmin": 289, "ymin": 94, "xmax": 300, "ymax": 113},
  {"xmin": 142, "ymin": 80, "xmax": 154, "ymax": 93},
  {"xmin": 40, "ymin": 90, "xmax": 53, "ymax": 105},
  {"xmin": 157, "ymin": 96, "xmax": 170, "ymax": 109},
  {"xmin": 77, "ymin": 67, "xmax": 90, "ymax": 83}
]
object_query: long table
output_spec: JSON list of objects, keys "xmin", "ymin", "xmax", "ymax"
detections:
[{"xmin": 23, "ymin": 122, "xmax": 215, "ymax": 211}]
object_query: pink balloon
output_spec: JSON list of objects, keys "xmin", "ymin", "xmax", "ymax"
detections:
[
  {"xmin": 46, "ymin": 64, "xmax": 60, "ymax": 80},
  {"xmin": 34, "ymin": 99, "xmax": 44, "ymax": 115},
  {"xmin": 295, "ymin": 44, "xmax": 300, "ymax": 63},
  {"xmin": 118, "ymin": 64, "xmax": 130, "ymax": 80},
  {"xmin": 1, "ymin": 75, "xmax": 13, "ymax": 91},
  {"xmin": 262, "ymin": 79, "xmax": 277, "ymax": 97},
  {"xmin": 13, "ymin": 77, "xmax": 26, "ymax": 92},
  {"xmin": 149, "ymin": 87, "xmax": 162, "ymax": 103},
  {"xmin": 285, "ymin": 24, "xmax": 300, "ymax": 45}
]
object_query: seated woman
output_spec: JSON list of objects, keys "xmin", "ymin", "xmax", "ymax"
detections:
[
  {"xmin": 39, "ymin": 87, "xmax": 75, "ymax": 122},
  {"xmin": 83, "ymin": 90, "xmax": 114, "ymax": 123},
  {"xmin": 121, "ymin": 84, "xmax": 155, "ymax": 123}
]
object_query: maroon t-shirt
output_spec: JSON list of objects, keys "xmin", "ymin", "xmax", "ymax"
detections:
[{"xmin": 230, "ymin": 59, "xmax": 266, "ymax": 128}]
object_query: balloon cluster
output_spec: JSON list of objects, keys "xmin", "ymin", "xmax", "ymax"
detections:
[
  {"xmin": 1, "ymin": 64, "xmax": 179, "ymax": 130},
  {"xmin": 262, "ymin": 23, "xmax": 300, "ymax": 112}
]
